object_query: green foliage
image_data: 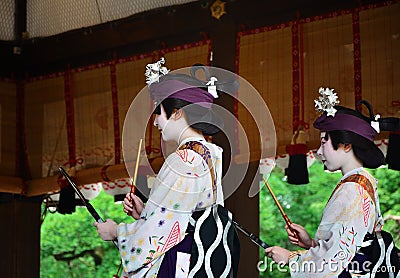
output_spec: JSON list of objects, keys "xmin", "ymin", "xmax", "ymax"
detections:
[
  {"xmin": 367, "ymin": 167, "xmax": 400, "ymax": 243},
  {"xmin": 258, "ymin": 162, "xmax": 400, "ymax": 278},
  {"xmin": 40, "ymin": 164, "xmax": 400, "ymax": 277},
  {"xmin": 40, "ymin": 191, "xmax": 132, "ymax": 278}
]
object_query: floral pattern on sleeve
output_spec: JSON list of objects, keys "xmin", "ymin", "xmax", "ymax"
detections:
[
  {"xmin": 116, "ymin": 140, "xmax": 222, "ymax": 277},
  {"xmin": 289, "ymin": 169, "xmax": 382, "ymax": 277}
]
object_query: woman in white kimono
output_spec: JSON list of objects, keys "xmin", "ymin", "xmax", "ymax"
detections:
[
  {"xmin": 265, "ymin": 88, "xmax": 395, "ymax": 277},
  {"xmin": 94, "ymin": 59, "xmax": 239, "ymax": 277}
]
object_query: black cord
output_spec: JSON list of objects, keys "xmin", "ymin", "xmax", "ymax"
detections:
[
  {"xmin": 113, "ymin": 260, "xmax": 122, "ymax": 278},
  {"xmin": 95, "ymin": 0, "xmax": 103, "ymax": 23}
]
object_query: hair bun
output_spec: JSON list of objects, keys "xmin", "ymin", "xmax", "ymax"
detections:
[
  {"xmin": 356, "ymin": 100, "xmax": 376, "ymax": 121},
  {"xmin": 379, "ymin": 117, "xmax": 400, "ymax": 132},
  {"xmin": 190, "ymin": 64, "xmax": 240, "ymax": 94}
]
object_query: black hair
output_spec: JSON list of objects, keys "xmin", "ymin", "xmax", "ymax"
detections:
[
  {"xmin": 154, "ymin": 97, "xmax": 220, "ymax": 135},
  {"xmin": 326, "ymin": 130, "xmax": 385, "ymax": 168},
  {"xmin": 151, "ymin": 63, "xmax": 239, "ymax": 135},
  {"xmin": 317, "ymin": 100, "xmax": 398, "ymax": 169}
]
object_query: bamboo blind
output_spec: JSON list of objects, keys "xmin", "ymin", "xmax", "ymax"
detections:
[
  {"xmin": 0, "ymin": 2, "xmax": 398, "ymax": 194},
  {"xmin": 73, "ymin": 67, "xmax": 114, "ymax": 169},
  {"xmin": 22, "ymin": 41, "xmax": 211, "ymax": 183},
  {"xmin": 25, "ymin": 76, "xmax": 66, "ymax": 178},
  {"xmin": 237, "ymin": 1, "xmax": 399, "ymax": 157},
  {"xmin": 359, "ymin": 4, "xmax": 400, "ymax": 119},
  {"xmin": 302, "ymin": 13, "xmax": 355, "ymax": 149},
  {"xmin": 237, "ymin": 26, "xmax": 293, "ymax": 158}
]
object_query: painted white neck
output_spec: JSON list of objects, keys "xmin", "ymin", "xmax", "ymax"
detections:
[
  {"xmin": 341, "ymin": 156, "xmax": 363, "ymax": 176},
  {"xmin": 178, "ymin": 127, "xmax": 204, "ymax": 145}
]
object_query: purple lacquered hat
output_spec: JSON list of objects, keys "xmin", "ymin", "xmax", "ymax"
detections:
[
  {"xmin": 313, "ymin": 112, "xmax": 378, "ymax": 142},
  {"xmin": 312, "ymin": 87, "xmax": 379, "ymax": 142}
]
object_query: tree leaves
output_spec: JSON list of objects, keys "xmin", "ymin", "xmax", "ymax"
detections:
[
  {"xmin": 259, "ymin": 163, "xmax": 400, "ymax": 277},
  {"xmin": 40, "ymin": 191, "xmax": 131, "ymax": 277},
  {"xmin": 40, "ymin": 164, "xmax": 399, "ymax": 277}
]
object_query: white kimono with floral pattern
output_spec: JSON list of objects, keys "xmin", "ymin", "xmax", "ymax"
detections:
[
  {"xmin": 289, "ymin": 167, "xmax": 384, "ymax": 277},
  {"xmin": 116, "ymin": 138, "xmax": 224, "ymax": 277}
]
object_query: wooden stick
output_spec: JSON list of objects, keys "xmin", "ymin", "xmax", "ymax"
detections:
[
  {"xmin": 262, "ymin": 176, "xmax": 298, "ymax": 238},
  {"xmin": 130, "ymin": 138, "xmax": 143, "ymax": 194}
]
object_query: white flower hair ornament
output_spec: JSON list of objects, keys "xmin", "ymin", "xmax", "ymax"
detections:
[
  {"xmin": 314, "ymin": 87, "xmax": 340, "ymax": 117},
  {"xmin": 145, "ymin": 57, "xmax": 170, "ymax": 85},
  {"xmin": 145, "ymin": 57, "xmax": 219, "ymax": 100}
]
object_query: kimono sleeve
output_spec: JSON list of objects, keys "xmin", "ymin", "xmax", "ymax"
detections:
[
  {"xmin": 289, "ymin": 182, "xmax": 375, "ymax": 277},
  {"xmin": 116, "ymin": 149, "xmax": 212, "ymax": 275}
]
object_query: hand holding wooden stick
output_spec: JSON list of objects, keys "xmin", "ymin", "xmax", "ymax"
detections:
[
  {"xmin": 127, "ymin": 139, "xmax": 143, "ymax": 218},
  {"xmin": 130, "ymin": 138, "xmax": 143, "ymax": 194},
  {"xmin": 262, "ymin": 176, "xmax": 298, "ymax": 239}
]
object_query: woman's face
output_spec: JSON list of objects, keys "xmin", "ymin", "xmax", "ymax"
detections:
[
  {"xmin": 317, "ymin": 132, "xmax": 346, "ymax": 172},
  {"xmin": 153, "ymin": 104, "xmax": 185, "ymax": 142},
  {"xmin": 154, "ymin": 105, "xmax": 171, "ymax": 141}
]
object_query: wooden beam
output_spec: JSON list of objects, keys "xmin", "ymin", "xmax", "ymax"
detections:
[
  {"xmin": 0, "ymin": 176, "xmax": 24, "ymax": 194},
  {"xmin": 24, "ymin": 163, "xmax": 130, "ymax": 197}
]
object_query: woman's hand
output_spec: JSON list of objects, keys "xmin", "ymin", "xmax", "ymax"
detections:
[
  {"xmin": 123, "ymin": 192, "xmax": 144, "ymax": 220},
  {"xmin": 93, "ymin": 219, "xmax": 117, "ymax": 241},
  {"xmin": 286, "ymin": 223, "xmax": 315, "ymax": 249},
  {"xmin": 264, "ymin": 246, "xmax": 291, "ymax": 265}
]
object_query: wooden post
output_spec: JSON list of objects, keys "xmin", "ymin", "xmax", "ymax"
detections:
[
  {"xmin": 0, "ymin": 194, "xmax": 41, "ymax": 278},
  {"xmin": 210, "ymin": 21, "xmax": 261, "ymax": 277}
]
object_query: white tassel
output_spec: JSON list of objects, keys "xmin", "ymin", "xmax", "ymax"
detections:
[
  {"xmin": 206, "ymin": 77, "xmax": 218, "ymax": 98},
  {"xmin": 371, "ymin": 114, "xmax": 381, "ymax": 133}
]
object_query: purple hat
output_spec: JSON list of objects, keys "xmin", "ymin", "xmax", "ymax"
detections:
[
  {"xmin": 312, "ymin": 87, "xmax": 386, "ymax": 168},
  {"xmin": 149, "ymin": 78, "xmax": 223, "ymax": 135},
  {"xmin": 313, "ymin": 105, "xmax": 385, "ymax": 169},
  {"xmin": 145, "ymin": 58, "xmax": 225, "ymax": 135},
  {"xmin": 149, "ymin": 79, "xmax": 214, "ymax": 108},
  {"xmin": 313, "ymin": 111, "xmax": 377, "ymax": 142}
]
